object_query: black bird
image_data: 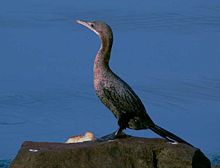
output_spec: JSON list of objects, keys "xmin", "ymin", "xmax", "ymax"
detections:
[{"xmin": 77, "ymin": 20, "xmax": 193, "ymax": 146}]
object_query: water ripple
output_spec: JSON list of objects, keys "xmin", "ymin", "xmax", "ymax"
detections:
[
  {"xmin": 211, "ymin": 155, "xmax": 220, "ymax": 166},
  {"xmin": 0, "ymin": 159, "xmax": 11, "ymax": 168},
  {"xmin": 1, "ymin": 7, "xmax": 220, "ymax": 32},
  {"xmin": 0, "ymin": 88, "xmax": 93, "ymax": 108},
  {"xmin": 136, "ymin": 77, "xmax": 220, "ymax": 112}
]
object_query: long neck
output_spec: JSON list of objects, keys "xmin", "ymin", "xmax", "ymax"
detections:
[{"xmin": 94, "ymin": 34, "xmax": 113, "ymax": 78}]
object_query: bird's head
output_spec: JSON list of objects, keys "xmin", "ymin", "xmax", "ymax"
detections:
[{"xmin": 76, "ymin": 20, "xmax": 113, "ymax": 41}]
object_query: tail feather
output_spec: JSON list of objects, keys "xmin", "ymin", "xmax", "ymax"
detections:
[{"xmin": 149, "ymin": 124, "xmax": 193, "ymax": 147}]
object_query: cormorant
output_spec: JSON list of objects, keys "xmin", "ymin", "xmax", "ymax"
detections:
[{"xmin": 76, "ymin": 20, "xmax": 193, "ymax": 147}]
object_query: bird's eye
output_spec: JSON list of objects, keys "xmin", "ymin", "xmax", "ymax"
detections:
[{"xmin": 90, "ymin": 23, "xmax": 94, "ymax": 28}]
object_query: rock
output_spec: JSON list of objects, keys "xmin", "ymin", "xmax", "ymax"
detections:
[{"xmin": 10, "ymin": 137, "xmax": 210, "ymax": 168}]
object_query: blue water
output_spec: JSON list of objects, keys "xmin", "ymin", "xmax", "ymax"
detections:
[
  {"xmin": 212, "ymin": 156, "xmax": 220, "ymax": 167},
  {"xmin": 1, "ymin": 0, "xmax": 220, "ymax": 164},
  {"xmin": 0, "ymin": 160, "xmax": 11, "ymax": 168}
]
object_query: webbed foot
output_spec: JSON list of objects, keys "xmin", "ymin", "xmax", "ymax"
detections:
[{"xmin": 96, "ymin": 130, "xmax": 128, "ymax": 142}]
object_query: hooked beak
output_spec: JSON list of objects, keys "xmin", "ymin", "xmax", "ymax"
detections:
[{"xmin": 76, "ymin": 19, "xmax": 99, "ymax": 35}]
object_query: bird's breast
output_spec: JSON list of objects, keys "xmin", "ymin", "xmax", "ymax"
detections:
[
  {"xmin": 93, "ymin": 77, "xmax": 108, "ymax": 94},
  {"xmin": 93, "ymin": 65, "xmax": 111, "ymax": 92}
]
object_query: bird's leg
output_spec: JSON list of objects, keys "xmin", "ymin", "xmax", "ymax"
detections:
[
  {"xmin": 97, "ymin": 127, "xmax": 126, "ymax": 142},
  {"xmin": 114, "ymin": 127, "xmax": 125, "ymax": 137},
  {"xmin": 114, "ymin": 116, "xmax": 127, "ymax": 137},
  {"xmin": 97, "ymin": 117, "xmax": 127, "ymax": 141}
]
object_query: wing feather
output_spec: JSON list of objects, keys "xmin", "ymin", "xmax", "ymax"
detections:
[{"xmin": 102, "ymin": 81, "xmax": 146, "ymax": 117}]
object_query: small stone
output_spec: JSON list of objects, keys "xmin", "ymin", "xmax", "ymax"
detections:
[{"xmin": 65, "ymin": 131, "xmax": 96, "ymax": 143}]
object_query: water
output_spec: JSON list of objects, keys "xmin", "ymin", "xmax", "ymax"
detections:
[
  {"xmin": 0, "ymin": 160, "xmax": 11, "ymax": 168},
  {"xmin": 1, "ymin": 0, "xmax": 220, "ymax": 164},
  {"xmin": 212, "ymin": 155, "xmax": 220, "ymax": 166}
]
